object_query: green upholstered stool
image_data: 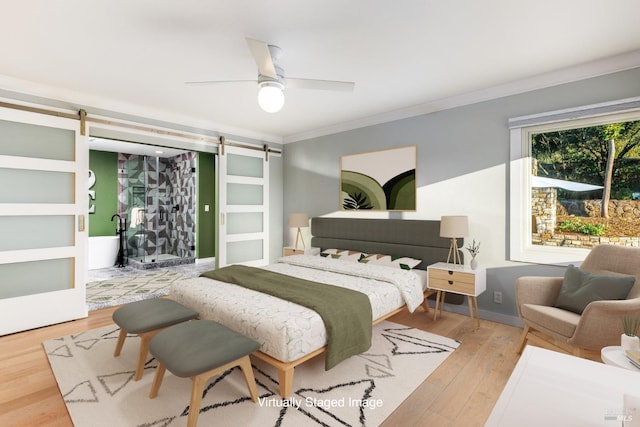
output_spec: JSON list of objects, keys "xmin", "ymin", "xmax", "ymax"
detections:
[
  {"xmin": 148, "ymin": 320, "xmax": 260, "ymax": 427},
  {"xmin": 112, "ymin": 298, "xmax": 199, "ymax": 381}
]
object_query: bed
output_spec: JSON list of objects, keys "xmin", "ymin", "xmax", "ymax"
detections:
[{"xmin": 170, "ymin": 217, "xmax": 461, "ymax": 397}]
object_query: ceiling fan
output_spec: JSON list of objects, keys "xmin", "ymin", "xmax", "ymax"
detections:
[{"xmin": 186, "ymin": 38, "xmax": 355, "ymax": 113}]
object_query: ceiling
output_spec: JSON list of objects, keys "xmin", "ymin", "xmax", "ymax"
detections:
[{"xmin": 1, "ymin": 1, "xmax": 640, "ymax": 144}]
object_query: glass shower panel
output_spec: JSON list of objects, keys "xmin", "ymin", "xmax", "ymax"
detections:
[
  {"xmin": 0, "ymin": 169, "xmax": 74, "ymax": 203},
  {"xmin": 0, "ymin": 216, "xmax": 74, "ymax": 251},
  {"xmin": 226, "ymin": 240, "xmax": 264, "ymax": 264},
  {"xmin": 0, "ymin": 258, "xmax": 73, "ymax": 299},
  {"xmin": 150, "ymin": 156, "xmax": 170, "ymax": 261},
  {"xmin": 124, "ymin": 156, "xmax": 147, "ymax": 261},
  {"xmin": 118, "ymin": 152, "xmax": 196, "ymax": 266}
]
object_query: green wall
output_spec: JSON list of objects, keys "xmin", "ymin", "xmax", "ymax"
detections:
[
  {"xmin": 197, "ymin": 152, "xmax": 216, "ymax": 259},
  {"xmin": 88, "ymin": 150, "xmax": 118, "ymax": 237}
]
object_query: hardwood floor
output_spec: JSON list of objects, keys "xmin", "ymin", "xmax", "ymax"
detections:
[
  {"xmin": 0, "ymin": 305, "xmax": 523, "ymax": 427},
  {"xmin": 382, "ymin": 309, "xmax": 522, "ymax": 427}
]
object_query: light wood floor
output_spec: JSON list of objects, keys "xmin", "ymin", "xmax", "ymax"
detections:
[{"xmin": 0, "ymin": 305, "xmax": 523, "ymax": 427}]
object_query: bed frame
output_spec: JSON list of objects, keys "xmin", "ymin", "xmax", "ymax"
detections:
[{"xmin": 251, "ymin": 216, "xmax": 462, "ymax": 397}]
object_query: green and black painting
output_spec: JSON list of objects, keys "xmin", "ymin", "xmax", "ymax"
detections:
[{"xmin": 340, "ymin": 146, "xmax": 416, "ymax": 211}]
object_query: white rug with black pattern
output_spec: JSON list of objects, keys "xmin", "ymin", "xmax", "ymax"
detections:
[{"xmin": 44, "ymin": 321, "xmax": 459, "ymax": 427}]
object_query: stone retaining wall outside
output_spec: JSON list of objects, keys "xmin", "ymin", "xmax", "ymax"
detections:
[
  {"xmin": 533, "ymin": 233, "xmax": 640, "ymax": 248},
  {"xmin": 558, "ymin": 199, "xmax": 640, "ymax": 218},
  {"xmin": 532, "ymin": 190, "xmax": 640, "ymax": 248},
  {"xmin": 533, "ymin": 187, "xmax": 640, "ymax": 248}
]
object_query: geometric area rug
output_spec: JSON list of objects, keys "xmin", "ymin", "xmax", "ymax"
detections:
[
  {"xmin": 44, "ymin": 321, "xmax": 459, "ymax": 427},
  {"xmin": 85, "ymin": 270, "xmax": 188, "ymax": 312}
]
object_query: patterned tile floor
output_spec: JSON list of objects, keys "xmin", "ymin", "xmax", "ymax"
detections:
[
  {"xmin": 87, "ymin": 259, "xmax": 216, "ymax": 282},
  {"xmin": 86, "ymin": 259, "xmax": 216, "ymax": 310}
]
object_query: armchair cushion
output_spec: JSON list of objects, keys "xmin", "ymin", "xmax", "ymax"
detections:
[
  {"xmin": 555, "ymin": 265, "xmax": 635, "ymax": 314},
  {"xmin": 521, "ymin": 304, "xmax": 581, "ymax": 338}
]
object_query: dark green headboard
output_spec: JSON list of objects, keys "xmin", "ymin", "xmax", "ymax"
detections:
[
  {"xmin": 310, "ymin": 217, "xmax": 462, "ymax": 270},
  {"xmin": 310, "ymin": 216, "xmax": 464, "ymax": 304}
]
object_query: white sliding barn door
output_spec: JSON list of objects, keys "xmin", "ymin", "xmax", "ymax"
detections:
[
  {"xmin": 0, "ymin": 107, "xmax": 87, "ymax": 335},
  {"xmin": 217, "ymin": 145, "xmax": 269, "ymax": 267}
]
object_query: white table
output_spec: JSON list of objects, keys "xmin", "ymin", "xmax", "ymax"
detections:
[
  {"xmin": 486, "ymin": 346, "xmax": 640, "ymax": 426},
  {"xmin": 601, "ymin": 346, "xmax": 640, "ymax": 371}
]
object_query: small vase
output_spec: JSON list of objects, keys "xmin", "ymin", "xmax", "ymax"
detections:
[
  {"xmin": 621, "ymin": 333, "xmax": 640, "ymax": 350},
  {"xmin": 470, "ymin": 257, "xmax": 478, "ymax": 270}
]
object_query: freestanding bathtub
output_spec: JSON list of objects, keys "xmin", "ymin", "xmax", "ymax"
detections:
[{"xmin": 88, "ymin": 236, "xmax": 119, "ymax": 270}]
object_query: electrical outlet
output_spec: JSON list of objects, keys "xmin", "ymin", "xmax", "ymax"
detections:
[{"xmin": 494, "ymin": 291, "xmax": 502, "ymax": 304}]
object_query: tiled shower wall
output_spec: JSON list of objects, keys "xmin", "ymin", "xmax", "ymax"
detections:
[{"xmin": 118, "ymin": 152, "xmax": 196, "ymax": 260}]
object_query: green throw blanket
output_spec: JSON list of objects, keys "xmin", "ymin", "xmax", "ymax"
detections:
[{"xmin": 201, "ymin": 265, "xmax": 373, "ymax": 370}]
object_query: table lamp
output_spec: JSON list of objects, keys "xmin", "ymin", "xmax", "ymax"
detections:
[
  {"xmin": 289, "ymin": 213, "xmax": 309, "ymax": 249},
  {"xmin": 440, "ymin": 215, "xmax": 468, "ymax": 266}
]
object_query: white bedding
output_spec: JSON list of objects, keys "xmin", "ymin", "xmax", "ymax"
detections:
[{"xmin": 170, "ymin": 255, "xmax": 426, "ymax": 363}]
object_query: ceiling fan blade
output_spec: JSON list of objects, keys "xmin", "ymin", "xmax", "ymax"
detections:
[
  {"xmin": 185, "ymin": 79, "xmax": 257, "ymax": 86},
  {"xmin": 284, "ymin": 78, "xmax": 355, "ymax": 92},
  {"xmin": 245, "ymin": 38, "xmax": 278, "ymax": 79}
]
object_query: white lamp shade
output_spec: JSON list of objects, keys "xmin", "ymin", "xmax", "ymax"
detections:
[
  {"xmin": 258, "ymin": 85, "xmax": 285, "ymax": 113},
  {"xmin": 440, "ymin": 215, "xmax": 469, "ymax": 238},
  {"xmin": 289, "ymin": 213, "xmax": 309, "ymax": 228}
]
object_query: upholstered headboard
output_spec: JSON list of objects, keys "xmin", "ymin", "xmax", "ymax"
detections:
[{"xmin": 310, "ymin": 217, "xmax": 462, "ymax": 270}]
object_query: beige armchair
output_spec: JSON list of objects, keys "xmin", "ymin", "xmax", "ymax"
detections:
[{"xmin": 516, "ymin": 244, "xmax": 640, "ymax": 360}]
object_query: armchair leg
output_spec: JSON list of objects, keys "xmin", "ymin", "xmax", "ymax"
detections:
[{"xmin": 517, "ymin": 325, "xmax": 530, "ymax": 354}]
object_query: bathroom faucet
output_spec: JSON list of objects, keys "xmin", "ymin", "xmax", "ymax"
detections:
[
  {"xmin": 111, "ymin": 213, "xmax": 126, "ymax": 268},
  {"xmin": 111, "ymin": 214, "xmax": 123, "ymax": 233}
]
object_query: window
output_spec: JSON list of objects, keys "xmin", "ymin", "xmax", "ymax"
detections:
[{"xmin": 509, "ymin": 97, "xmax": 640, "ymax": 264}]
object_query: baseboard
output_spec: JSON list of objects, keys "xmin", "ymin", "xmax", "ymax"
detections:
[
  {"xmin": 430, "ymin": 301, "xmax": 524, "ymax": 328},
  {"xmin": 196, "ymin": 257, "xmax": 215, "ymax": 264}
]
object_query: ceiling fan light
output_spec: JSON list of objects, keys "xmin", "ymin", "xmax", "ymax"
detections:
[{"xmin": 258, "ymin": 83, "xmax": 285, "ymax": 113}]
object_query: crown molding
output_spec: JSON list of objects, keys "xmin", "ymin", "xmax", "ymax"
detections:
[
  {"xmin": 0, "ymin": 74, "xmax": 283, "ymax": 145},
  {"xmin": 283, "ymin": 49, "xmax": 640, "ymax": 144}
]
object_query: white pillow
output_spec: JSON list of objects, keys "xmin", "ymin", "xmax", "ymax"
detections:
[
  {"xmin": 363, "ymin": 254, "xmax": 422, "ymax": 270},
  {"xmin": 320, "ymin": 249, "xmax": 368, "ymax": 262}
]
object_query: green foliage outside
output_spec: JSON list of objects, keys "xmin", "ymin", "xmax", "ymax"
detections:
[
  {"xmin": 558, "ymin": 219, "xmax": 606, "ymax": 236},
  {"xmin": 532, "ymin": 120, "xmax": 640, "ymax": 199}
]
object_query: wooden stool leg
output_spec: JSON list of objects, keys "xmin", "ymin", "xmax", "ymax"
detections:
[
  {"xmin": 113, "ymin": 328, "xmax": 127, "ymax": 357},
  {"xmin": 238, "ymin": 356, "xmax": 258, "ymax": 402},
  {"xmin": 149, "ymin": 363, "xmax": 166, "ymax": 399},
  {"xmin": 136, "ymin": 329, "xmax": 163, "ymax": 381},
  {"xmin": 187, "ymin": 374, "xmax": 207, "ymax": 427},
  {"xmin": 135, "ymin": 333, "xmax": 152, "ymax": 381}
]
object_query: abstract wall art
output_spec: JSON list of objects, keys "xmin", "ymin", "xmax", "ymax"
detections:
[{"xmin": 340, "ymin": 145, "xmax": 416, "ymax": 211}]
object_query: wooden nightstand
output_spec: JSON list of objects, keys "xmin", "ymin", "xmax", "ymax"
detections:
[
  {"xmin": 283, "ymin": 246, "xmax": 321, "ymax": 256},
  {"xmin": 427, "ymin": 262, "xmax": 486, "ymax": 329}
]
